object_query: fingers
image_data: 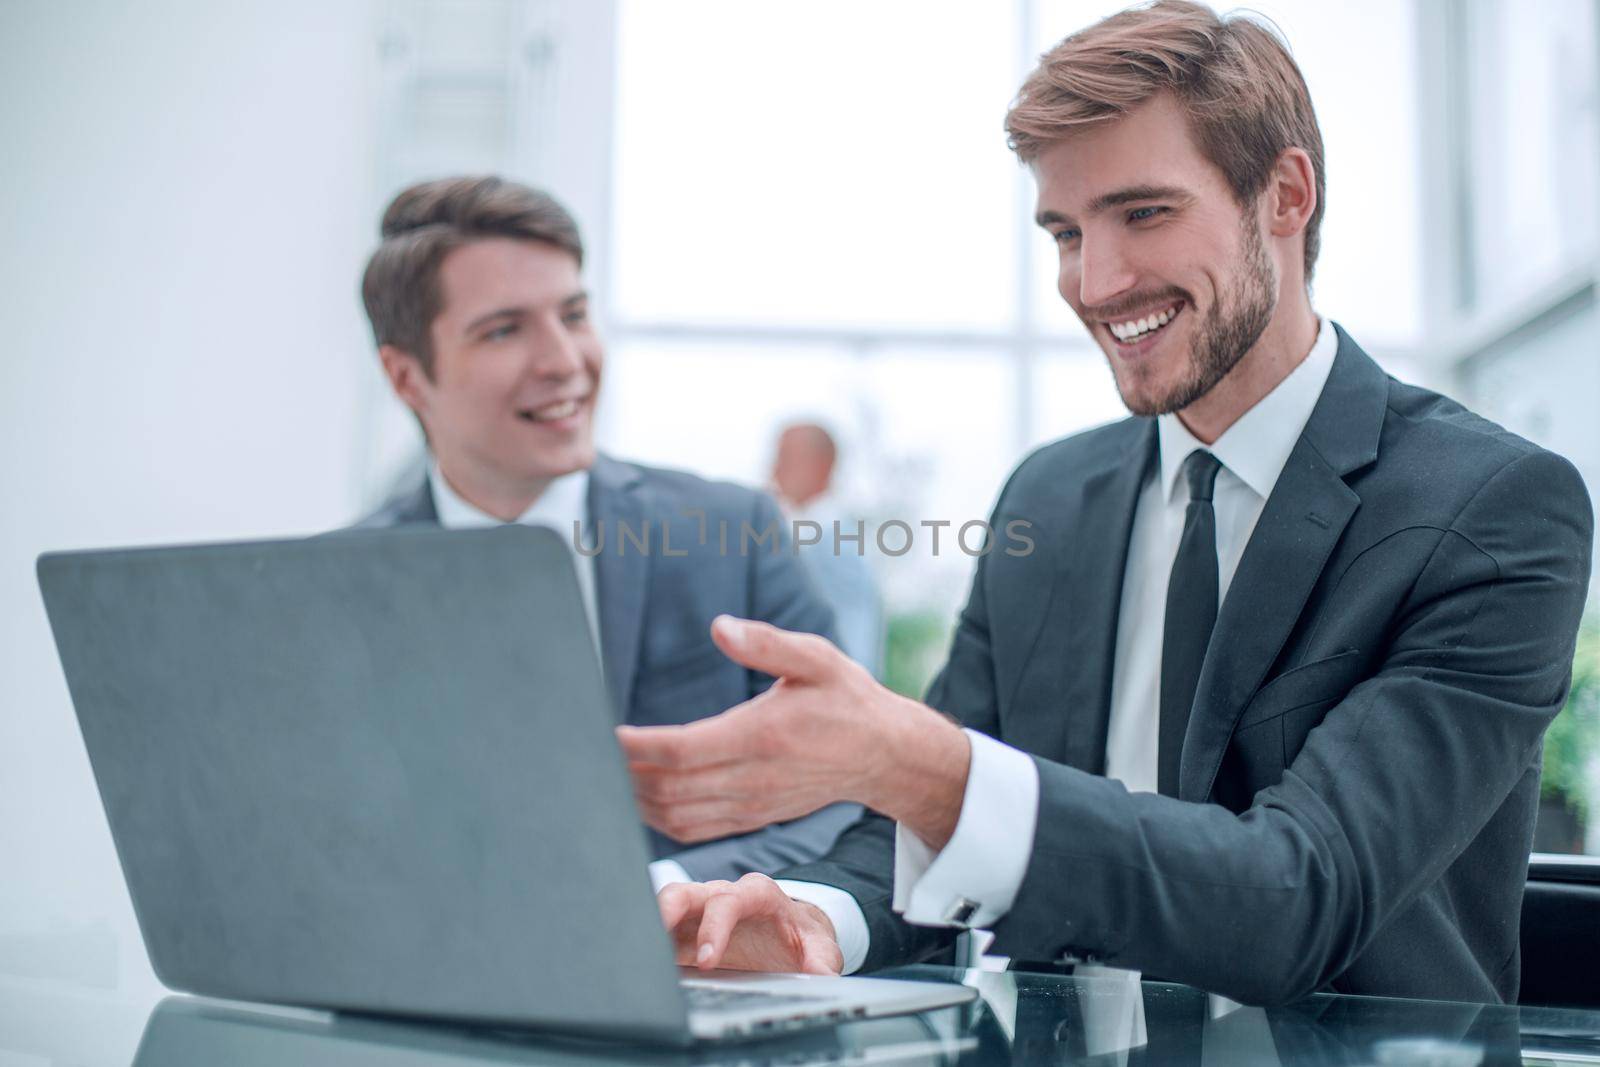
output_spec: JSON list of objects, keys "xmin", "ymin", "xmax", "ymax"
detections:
[
  {"xmin": 661, "ymin": 880, "xmax": 720, "ymax": 968},
  {"xmin": 665, "ymin": 875, "xmax": 840, "ymax": 974},
  {"xmin": 637, "ymin": 798, "xmax": 755, "ymax": 843},
  {"xmin": 657, "ymin": 880, "xmax": 709, "ymax": 933},
  {"xmin": 635, "ymin": 773, "xmax": 822, "ymax": 842},
  {"xmin": 631, "ymin": 760, "xmax": 763, "ymax": 842},
  {"xmin": 616, "ymin": 708, "xmax": 759, "ymax": 771},
  {"xmin": 693, "ymin": 886, "xmax": 751, "ymax": 969},
  {"xmin": 628, "ymin": 751, "xmax": 756, "ymax": 803},
  {"xmin": 692, "ymin": 875, "xmax": 783, "ymax": 969},
  {"xmin": 788, "ymin": 898, "xmax": 844, "ymax": 975},
  {"xmin": 615, "ymin": 620, "xmax": 849, "ymax": 774},
  {"xmin": 799, "ymin": 938, "xmax": 844, "ymax": 976},
  {"xmin": 710, "ymin": 615, "xmax": 839, "ymax": 684}
]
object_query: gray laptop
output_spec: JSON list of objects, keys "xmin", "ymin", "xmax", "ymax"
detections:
[{"xmin": 36, "ymin": 525, "xmax": 974, "ymax": 1044}]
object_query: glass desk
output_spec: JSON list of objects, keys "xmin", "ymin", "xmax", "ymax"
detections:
[{"xmin": 4, "ymin": 963, "xmax": 1600, "ymax": 1066}]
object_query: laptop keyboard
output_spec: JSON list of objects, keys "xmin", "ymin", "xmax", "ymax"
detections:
[{"xmin": 681, "ymin": 984, "xmax": 830, "ymax": 1015}]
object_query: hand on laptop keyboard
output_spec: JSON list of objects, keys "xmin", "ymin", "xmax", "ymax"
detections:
[{"xmin": 659, "ymin": 873, "xmax": 843, "ymax": 975}]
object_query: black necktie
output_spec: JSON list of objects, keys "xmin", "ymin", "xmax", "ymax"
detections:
[{"xmin": 1159, "ymin": 450, "xmax": 1222, "ymax": 798}]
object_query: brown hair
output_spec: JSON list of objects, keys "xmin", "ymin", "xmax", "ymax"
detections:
[
  {"xmin": 360, "ymin": 176, "xmax": 584, "ymax": 376},
  {"xmin": 1006, "ymin": 0, "xmax": 1325, "ymax": 280}
]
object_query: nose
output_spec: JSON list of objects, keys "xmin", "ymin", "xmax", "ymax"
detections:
[
  {"xmin": 527, "ymin": 313, "xmax": 586, "ymax": 379},
  {"xmin": 1072, "ymin": 232, "xmax": 1139, "ymax": 311}
]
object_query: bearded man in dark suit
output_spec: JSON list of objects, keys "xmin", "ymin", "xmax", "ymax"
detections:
[{"xmin": 618, "ymin": 1, "xmax": 1594, "ymax": 1006}]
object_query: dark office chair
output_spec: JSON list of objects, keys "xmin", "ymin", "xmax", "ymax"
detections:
[{"xmin": 1518, "ymin": 853, "xmax": 1600, "ymax": 1008}]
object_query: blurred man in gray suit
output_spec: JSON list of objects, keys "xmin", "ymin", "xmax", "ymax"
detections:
[
  {"xmin": 354, "ymin": 176, "xmax": 858, "ymax": 888},
  {"xmin": 770, "ymin": 422, "xmax": 883, "ymax": 678}
]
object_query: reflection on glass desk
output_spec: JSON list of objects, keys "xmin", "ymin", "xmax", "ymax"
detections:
[{"xmin": 8, "ymin": 965, "xmax": 1600, "ymax": 1066}]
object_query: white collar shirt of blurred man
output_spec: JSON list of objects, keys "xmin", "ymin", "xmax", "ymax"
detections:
[{"xmin": 428, "ymin": 460, "xmax": 599, "ymax": 653}]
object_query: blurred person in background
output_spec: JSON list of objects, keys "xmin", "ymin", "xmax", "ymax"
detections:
[
  {"xmin": 353, "ymin": 176, "xmax": 858, "ymax": 888},
  {"xmin": 770, "ymin": 422, "xmax": 883, "ymax": 678},
  {"xmin": 618, "ymin": 1, "xmax": 1593, "ymax": 1006}
]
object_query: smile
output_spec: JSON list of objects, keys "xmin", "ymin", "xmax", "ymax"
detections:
[
  {"xmin": 1107, "ymin": 302, "xmax": 1183, "ymax": 343},
  {"xmin": 517, "ymin": 397, "xmax": 584, "ymax": 423}
]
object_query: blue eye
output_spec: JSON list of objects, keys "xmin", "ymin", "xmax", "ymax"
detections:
[
  {"xmin": 1054, "ymin": 228, "xmax": 1080, "ymax": 245},
  {"xmin": 484, "ymin": 323, "xmax": 517, "ymax": 341},
  {"xmin": 562, "ymin": 308, "xmax": 589, "ymax": 327},
  {"xmin": 1129, "ymin": 206, "xmax": 1167, "ymax": 222}
]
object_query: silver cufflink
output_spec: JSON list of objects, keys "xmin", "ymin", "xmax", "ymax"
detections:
[{"xmin": 942, "ymin": 897, "xmax": 979, "ymax": 927}]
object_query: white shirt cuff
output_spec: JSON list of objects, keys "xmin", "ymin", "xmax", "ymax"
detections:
[
  {"xmin": 648, "ymin": 859, "xmax": 692, "ymax": 894},
  {"xmin": 892, "ymin": 729, "xmax": 1039, "ymax": 929},
  {"xmin": 775, "ymin": 879, "xmax": 870, "ymax": 975}
]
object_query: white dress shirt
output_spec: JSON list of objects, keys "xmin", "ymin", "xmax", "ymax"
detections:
[
  {"xmin": 430, "ymin": 463, "xmax": 693, "ymax": 889},
  {"xmin": 782, "ymin": 319, "xmax": 1339, "ymax": 974},
  {"xmin": 429, "ymin": 463, "xmax": 600, "ymax": 653}
]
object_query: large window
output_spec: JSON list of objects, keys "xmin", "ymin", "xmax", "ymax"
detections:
[
  {"xmin": 371, "ymin": 0, "xmax": 1600, "ymax": 856},
  {"xmin": 1458, "ymin": 0, "xmax": 1599, "ymax": 313},
  {"xmin": 1423, "ymin": 0, "xmax": 1600, "ymax": 857},
  {"xmin": 602, "ymin": 0, "xmax": 1425, "ymax": 680}
]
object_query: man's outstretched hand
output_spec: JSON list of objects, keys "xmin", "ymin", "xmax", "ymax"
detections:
[
  {"xmin": 660, "ymin": 873, "xmax": 843, "ymax": 975},
  {"xmin": 616, "ymin": 615, "xmax": 971, "ymax": 850}
]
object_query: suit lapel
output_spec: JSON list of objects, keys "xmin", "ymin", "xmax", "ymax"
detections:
[
  {"xmin": 1008, "ymin": 420, "xmax": 1156, "ymax": 774},
  {"xmin": 391, "ymin": 477, "xmax": 439, "ymax": 524},
  {"xmin": 588, "ymin": 454, "xmax": 649, "ymax": 720},
  {"xmin": 1181, "ymin": 326, "xmax": 1388, "ymax": 800}
]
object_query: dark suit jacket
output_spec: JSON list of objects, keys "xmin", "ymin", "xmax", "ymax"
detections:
[
  {"xmin": 783, "ymin": 326, "xmax": 1593, "ymax": 1005},
  {"xmin": 356, "ymin": 453, "xmax": 861, "ymax": 881}
]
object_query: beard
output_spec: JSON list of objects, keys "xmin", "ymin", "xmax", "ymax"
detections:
[{"xmin": 1114, "ymin": 212, "xmax": 1278, "ymax": 417}]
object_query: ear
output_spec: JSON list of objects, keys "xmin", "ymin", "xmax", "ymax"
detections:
[
  {"xmin": 378, "ymin": 344, "xmax": 431, "ymax": 420},
  {"xmin": 1266, "ymin": 146, "xmax": 1317, "ymax": 242}
]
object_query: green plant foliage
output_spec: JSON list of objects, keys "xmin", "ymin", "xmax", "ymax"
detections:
[
  {"xmin": 1542, "ymin": 618, "xmax": 1600, "ymax": 824},
  {"xmin": 883, "ymin": 611, "xmax": 955, "ymax": 700}
]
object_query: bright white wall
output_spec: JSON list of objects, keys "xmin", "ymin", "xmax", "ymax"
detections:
[{"xmin": 0, "ymin": 0, "xmax": 384, "ymax": 1010}]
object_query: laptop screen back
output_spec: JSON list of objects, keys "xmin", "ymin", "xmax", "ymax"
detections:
[{"xmin": 38, "ymin": 526, "xmax": 689, "ymax": 1039}]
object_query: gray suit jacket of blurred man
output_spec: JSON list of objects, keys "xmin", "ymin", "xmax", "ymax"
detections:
[
  {"xmin": 356, "ymin": 452, "xmax": 861, "ymax": 881},
  {"xmin": 791, "ymin": 502, "xmax": 883, "ymax": 678},
  {"xmin": 783, "ymin": 327, "xmax": 1594, "ymax": 1005}
]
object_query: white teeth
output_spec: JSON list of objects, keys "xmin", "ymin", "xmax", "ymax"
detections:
[
  {"xmin": 1109, "ymin": 304, "xmax": 1180, "ymax": 341},
  {"xmin": 527, "ymin": 399, "xmax": 579, "ymax": 421}
]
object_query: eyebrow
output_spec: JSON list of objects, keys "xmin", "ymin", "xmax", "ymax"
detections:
[
  {"xmin": 1035, "ymin": 185, "xmax": 1193, "ymax": 229},
  {"xmin": 462, "ymin": 307, "xmax": 523, "ymax": 335},
  {"xmin": 462, "ymin": 291, "xmax": 588, "ymax": 334}
]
